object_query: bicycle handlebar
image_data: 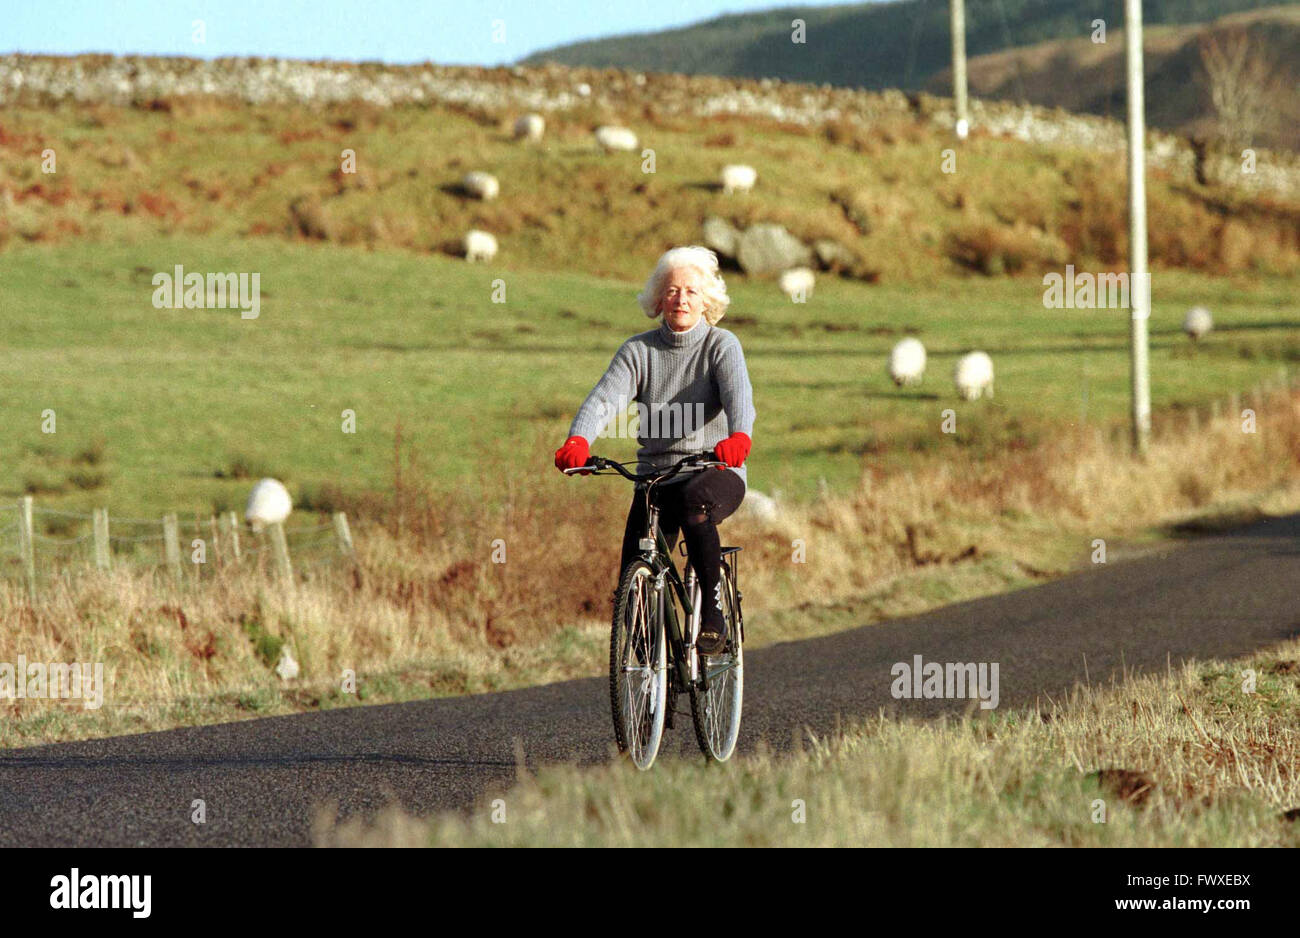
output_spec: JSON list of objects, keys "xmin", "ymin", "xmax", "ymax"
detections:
[{"xmin": 562, "ymin": 451, "xmax": 728, "ymax": 484}]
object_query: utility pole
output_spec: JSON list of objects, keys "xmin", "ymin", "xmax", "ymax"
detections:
[
  {"xmin": 950, "ymin": 0, "xmax": 969, "ymax": 139},
  {"xmin": 1125, "ymin": 0, "xmax": 1151, "ymax": 456}
]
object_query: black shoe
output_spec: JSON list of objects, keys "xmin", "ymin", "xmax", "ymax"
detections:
[{"xmin": 697, "ymin": 620, "xmax": 727, "ymax": 656}]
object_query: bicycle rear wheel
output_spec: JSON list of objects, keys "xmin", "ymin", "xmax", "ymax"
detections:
[
  {"xmin": 690, "ymin": 562, "xmax": 743, "ymax": 762},
  {"xmin": 610, "ymin": 560, "xmax": 667, "ymax": 770}
]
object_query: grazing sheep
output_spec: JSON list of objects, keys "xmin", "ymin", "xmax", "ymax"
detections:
[
  {"xmin": 594, "ymin": 126, "xmax": 638, "ymax": 152},
  {"xmin": 778, "ymin": 267, "xmax": 815, "ymax": 301},
  {"xmin": 739, "ymin": 489, "xmax": 781, "ymax": 523},
  {"xmin": 721, "ymin": 164, "xmax": 757, "ymax": 194},
  {"xmin": 245, "ymin": 478, "xmax": 292, "ymax": 533},
  {"xmin": 954, "ymin": 351, "xmax": 995, "ymax": 401},
  {"xmin": 576, "ymin": 82, "xmax": 592, "ymax": 97},
  {"xmin": 888, "ymin": 337, "xmax": 927, "ymax": 387},
  {"xmin": 463, "ymin": 229, "xmax": 498, "ymax": 263},
  {"xmin": 1184, "ymin": 306, "xmax": 1213, "ymax": 342},
  {"xmin": 513, "ymin": 113, "xmax": 545, "ymax": 142},
  {"xmin": 461, "ymin": 171, "xmax": 499, "ymax": 200}
]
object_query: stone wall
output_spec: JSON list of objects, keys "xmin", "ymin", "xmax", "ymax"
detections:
[{"xmin": 1, "ymin": 53, "xmax": 1294, "ymax": 197}]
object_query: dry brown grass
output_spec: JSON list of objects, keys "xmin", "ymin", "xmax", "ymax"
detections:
[
  {"xmin": 4, "ymin": 385, "xmax": 1300, "ymax": 745},
  {"xmin": 4, "ymin": 91, "xmax": 1299, "ymax": 282}
]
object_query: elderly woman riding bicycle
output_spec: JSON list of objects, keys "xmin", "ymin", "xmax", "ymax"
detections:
[{"xmin": 554, "ymin": 245, "xmax": 755, "ymax": 656}]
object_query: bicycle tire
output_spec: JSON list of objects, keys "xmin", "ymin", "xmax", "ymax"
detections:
[
  {"xmin": 689, "ymin": 561, "xmax": 744, "ymax": 762},
  {"xmin": 610, "ymin": 560, "xmax": 667, "ymax": 770}
]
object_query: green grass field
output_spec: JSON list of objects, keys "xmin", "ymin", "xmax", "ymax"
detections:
[
  {"xmin": 2, "ymin": 234, "xmax": 1297, "ymax": 523},
  {"xmin": 3, "ymin": 88, "xmax": 1298, "ymax": 522},
  {"xmin": 2, "ymin": 78, "xmax": 1299, "ymax": 759}
]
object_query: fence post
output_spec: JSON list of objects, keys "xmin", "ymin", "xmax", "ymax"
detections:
[
  {"xmin": 332, "ymin": 511, "xmax": 355, "ymax": 559},
  {"xmin": 93, "ymin": 508, "xmax": 111, "ymax": 570},
  {"xmin": 163, "ymin": 513, "xmax": 182, "ymax": 584},
  {"xmin": 224, "ymin": 511, "xmax": 241, "ymax": 561},
  {"xmin": 267, "ymin": 522, "xmax": 293, "ymax": 582},
  {"xmin": 18, "ymin": 496, "xmax": 35, "ymax": 602}
]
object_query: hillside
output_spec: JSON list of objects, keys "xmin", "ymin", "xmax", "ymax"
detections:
[
  {"xmin": 3, "ymin": 54, "xmax": 1298, "ymax": 285},
  {"xmin": 522, "ymin": 0, "xmax": 1299, "ymax": 149},
  {"xmin": 927, "ymin": 6, "xmax": 1300, "ymax": 151},
  {"xmin": 521, "ymin": 0, "xmax": 1289, "ymax": 86}
]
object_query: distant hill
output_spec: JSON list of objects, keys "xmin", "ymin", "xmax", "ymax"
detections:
[
  {"xmin": 521, "ymin": 0, "xmax": 1288, "ymax": 86},
  {"xmin": 522, "ymin": 0, "xmax": 1299, "ymax": 148},
  {"xmin": 928, "ymin": 5, "xmax": 1300, "ymax": 150}
]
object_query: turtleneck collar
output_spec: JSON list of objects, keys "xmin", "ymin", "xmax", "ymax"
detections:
[{"xmin": 658, "ymin": 315, "xmax": 709, "ymax": 348}]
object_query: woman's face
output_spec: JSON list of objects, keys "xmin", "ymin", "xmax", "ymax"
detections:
[{"xmin": 658, "ymin": 265, "xmax": 707, "ymax": 332}]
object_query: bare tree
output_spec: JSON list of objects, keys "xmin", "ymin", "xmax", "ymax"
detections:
[{"xmin": 1197, "ymin": 27, "xmax": 1278, "ymax": 150}]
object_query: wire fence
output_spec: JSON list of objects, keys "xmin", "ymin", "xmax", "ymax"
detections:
[{"xmin": 1, "ymin": 499, "xmax": 357, "ymax": 597}]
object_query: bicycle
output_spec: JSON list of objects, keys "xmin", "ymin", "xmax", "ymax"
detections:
[{"xmin": 564, "ymin": 451, "xmax": 745, "ymax": 770}]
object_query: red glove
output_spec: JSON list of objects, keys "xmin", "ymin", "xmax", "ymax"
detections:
[
  {"xmin": 714, "ymin": 431, "xmax": 751, "ymax": 468},
  {"xmin": 554, "ymin": 435, "xmax": 591, "ymax": 475}
]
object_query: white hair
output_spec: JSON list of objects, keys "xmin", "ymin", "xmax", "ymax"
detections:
[{"xmin": 636, "ymin": 245, "xmax": 731, "ymax": 325}]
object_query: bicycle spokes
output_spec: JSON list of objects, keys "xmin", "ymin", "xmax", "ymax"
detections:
[
  {"xmin": 624, "ymin": 584, "xmax": 657, "ymax": 737},
  {"xmin": 690, "ymin": 565, "xmax": 744, "ymax": 762},
  {"xmin": 611, "ymin": 564, "xmax": 667, "ymax": 769}
]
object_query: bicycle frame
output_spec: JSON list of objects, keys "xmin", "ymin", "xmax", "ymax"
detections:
[
  {"xmin": 564, "ymin": 451, "xmax": 743, "ymax": 690},
  {"xmin": 641, "ymin": 497, "xmax": 746, "ymax": 691},
  {"xmin": 637, "ymin": 497, "xmax": 697, "ymax": 689}
]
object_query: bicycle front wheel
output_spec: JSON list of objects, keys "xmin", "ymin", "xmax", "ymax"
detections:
[
  {"xmin": 690, "ymin": 562, "xmax": 744, "ymax": 762},
  {"xmin": 610, "ymin": 560, "xmax": 667, "ymax": 770}
]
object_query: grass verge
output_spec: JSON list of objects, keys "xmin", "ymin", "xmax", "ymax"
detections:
[{"xmin": 315, "ymin": 636, "xmax": 1300, "ymax": 847}]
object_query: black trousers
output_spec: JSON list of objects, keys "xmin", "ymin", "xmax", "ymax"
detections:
[{"xmin": 618, "ymin": 468, "xmax": 746, "ymax": 628}]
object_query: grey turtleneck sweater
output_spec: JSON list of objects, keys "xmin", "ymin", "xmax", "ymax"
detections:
[{"xmin": 568, "ymin": 317, "xmax": 756, "ymax": 486}]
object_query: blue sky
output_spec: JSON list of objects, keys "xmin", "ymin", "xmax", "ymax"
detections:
[{"xmin": 4, "ymin": 0, "xmax": 866, "ymax": 66}]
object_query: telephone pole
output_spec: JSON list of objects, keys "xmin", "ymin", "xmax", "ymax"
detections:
[
  {"xmin": 1125, "ymin": 0, "xmax": 1151, "ymax": 456},
  {"xmin": 950, "ymin": 0, "xmax": 969, "ymax": 138}
]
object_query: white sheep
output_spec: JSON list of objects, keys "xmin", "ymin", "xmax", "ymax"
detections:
[
  {"xmin": 778, "ymin": 267, "xmax": 815, "ymax": 301},
  {"xmin": 513, "ymin": 113, "xmax": 545, "ymax": 142},
  {"xmin": 954, "ymin": 351, "xmax": 995, "ymax": 401},
  {"xmin": 1183, "ymin": 306, "xmax": 1213, "ymax": 342},
  {"xmin": 739, "ymin": 489, "xmax": 781, "ymax": 523},
  {"xmin": 888, "ymin": 337, "xmax": 927, "ymax": 387},
  {"xmin": 463, "ymin": 229, "xmax": 498, "ymax": 263},
  {"xmin": 245, "ymin": 478, "xmax": 292, "ymax": 533},
  {"xmin": 576, "ymin": 82, "xmax": 592, "ymax": 97},
  {"xmin": 461, "ymin": 171, "xmax": 499, "ymax": 200},
  {"xmin": 721, "ymin": 164, "xmax": 757, "ymax": 194},
  {"xmin": 594, "ymin": 126, "xmax": 638, "ymax": 152}
]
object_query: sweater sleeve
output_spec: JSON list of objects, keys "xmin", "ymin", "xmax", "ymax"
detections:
[
  {"xmin": 712, "ymin": 330, "xmax": 756, "ymax": 437},
  {"xmin": 567, "ymin": 340, "xmax": 640, "ymax": 443}
]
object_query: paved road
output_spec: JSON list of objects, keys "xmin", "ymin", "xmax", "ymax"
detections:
[{"xmin": 2, "ymin": 514, "xmax": 1297, "ymax": 846}]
